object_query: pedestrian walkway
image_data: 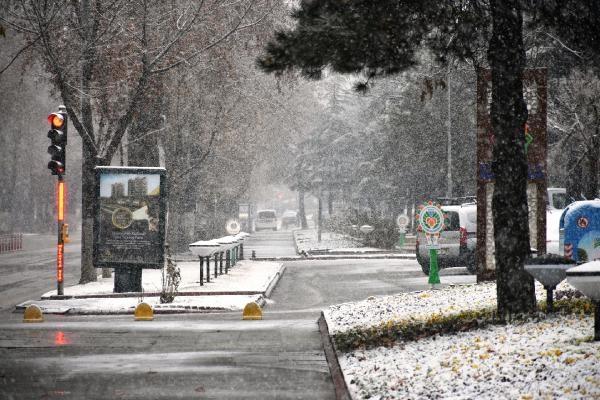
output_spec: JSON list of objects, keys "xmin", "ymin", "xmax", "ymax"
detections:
[{"xmin": 243, "ymin": 230, "xmax": 297, "ymax": 259}]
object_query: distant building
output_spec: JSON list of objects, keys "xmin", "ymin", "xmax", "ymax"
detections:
[
  {"xmin": 111, "ymin": 183, "xmax": 125, "ymax": 199},
  {"xmin": 128, "ymin": 177, "xmax": 148, "ymax": 198}
]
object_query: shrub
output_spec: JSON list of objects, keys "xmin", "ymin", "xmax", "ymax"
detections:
[
  {"xmin": 324, "ymin": 208, "xmax": 400, "ymax": 249},
  {"xmin": 332, "ymin": 297, "xmax": 594, "ymax": 352}
]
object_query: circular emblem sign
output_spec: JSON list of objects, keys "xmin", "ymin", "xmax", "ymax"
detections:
[
  {"xmin": 577, "ymin": 217, "xmax": 589, "ymax": 229},
  {"xmin": 416, "ymin": 203, "xmax": 445, "ymax": 235},
  {"xmin": 396, "ymin": 214, "xmax": 410, "ymax": 228},
  {"xmin": 226, "ymin": 219, "xmax": 241, "ymax": 235},
  {"xmin": 112, "ymin": 207, "xmax": 133, "ymax": 229}
]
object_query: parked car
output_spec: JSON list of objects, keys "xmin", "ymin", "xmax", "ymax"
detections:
[
  {"xmin": 416, "ymin": 203, "xmax": 477, "ymax": 275},
  {"xmin": 281, "ymin": 210, "xmax": 298, "ymax": 229},
  {"xmin": 255, "ymin": 209, "xmax": 278, "ymax": 231},
  {"xmin": 547, "ymin": 187, "xmax": 567, "ymax": 210}
]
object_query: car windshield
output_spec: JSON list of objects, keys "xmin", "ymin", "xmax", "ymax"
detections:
[
  {"xmin": 444, "ymin": 211, "xmax": 460, "ymax": 231},
  {"xmin": 552, "ymin": 193, "xmax": 568, "ymax": 209},
  {"xmin": 258, "ymin": 211, "xmax": 276, "ymax": 219}
]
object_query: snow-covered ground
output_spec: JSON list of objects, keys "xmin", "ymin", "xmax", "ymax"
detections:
[
  {"xmin": 294, "ymin": 229, "xmax": 372, "ymax": 253},
  {"xmin": 325, "ymin": 282, "xmax": 600, "ymax": 399},
  {"xmin": 341, "ymin": 313, "xmax": 599, "ymax": 399},
  {"xmin": 19, "ymin": 261, "xmax": 283, "ymax": 314},
  {"xmin": 42, "ymin": 260, "xmax": 282, "ymax": 297}
]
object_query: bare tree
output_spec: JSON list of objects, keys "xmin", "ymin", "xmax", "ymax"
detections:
[
  {"xmin": 1, "ymin": 0, "xmax": 272, "ymax": 282},
  {"xmin": 548, "ymin": 69, "xmax": 600, "ymax": 200}
]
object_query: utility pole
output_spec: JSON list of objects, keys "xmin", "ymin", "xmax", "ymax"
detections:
[{"xmin": 446, "ymin": 65, "xmax": 453, "ymax": 198}]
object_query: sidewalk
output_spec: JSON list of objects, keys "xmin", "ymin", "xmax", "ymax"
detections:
[{"xmin": 16, "ymin": 260, "xmax": 284, "ymax": 315}]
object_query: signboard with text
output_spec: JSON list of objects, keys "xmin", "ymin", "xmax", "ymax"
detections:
[{"xmin": 93, "ymin": 166, "xmax": 167, "ymax": 269}]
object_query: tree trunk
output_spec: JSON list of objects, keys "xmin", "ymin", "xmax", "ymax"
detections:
[
  {"xmin": 298, "ymin": 189, "xmax": 308, "ymax": 229},
  {"xmin": 317, "ymin": 194, "xmax": 322, "ymax": 242},
  {"xmin": 127, "ymin": 89, "xmax": 163, "ymax": 167},
  {"xmin": 566, "ymin": 138, "xmax": 583, "ymax": 201},
  {"xmin": 583, "ymin": 124, "xmax": 599, "ymax": 200},
  {"xmin": 488, "ymin": 0, "xmax": 535, "ymax": 319},
  {"xmin": 79, "ymin": 146, "xmax": 98, "ymax": 283},
  {"xmin": 328, "ymin": 191, "xmax": 334, "ymax": 216}
]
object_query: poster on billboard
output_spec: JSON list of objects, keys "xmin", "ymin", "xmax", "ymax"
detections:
[{"xmin": 93, "ymin": 166, "xmax": 167, "ymax": 269}]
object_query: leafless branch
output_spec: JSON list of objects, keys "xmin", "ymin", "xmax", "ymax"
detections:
[
  {"xmin": 0, "ymin": 34, "xmax": 39, "ymax": 75},
  {"xmin": 545, "ymin": 33, "xmax": 583, "ymax": 59},
  {"xmin": 150, "ymin": 0, "xmax": 264, "ymax": 74}
]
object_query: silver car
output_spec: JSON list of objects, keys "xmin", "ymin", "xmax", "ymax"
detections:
[
  {"xmin": 416, "ymin": 203, "xmax": 477, "ymax": 275},
  {"xmin": 254, "ymin": 209, "xmax": 278, "ymax": 231}
]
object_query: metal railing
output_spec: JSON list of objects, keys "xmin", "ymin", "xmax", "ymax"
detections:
[
  {"xmin": 188, "ymin": 233, "xmax": 250, "ymax": 286},
  {"xmin": 0, "ymin": 233, "xmax": 23, "ymax": 254}
]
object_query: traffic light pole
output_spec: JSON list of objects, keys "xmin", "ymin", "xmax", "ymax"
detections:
[
  {"xmin": 47, "ymin": 106, "xmax": 68, "ymax": 297},
  {"xmin": 56, "ymin": 175, "xmax": 65, "ymax": 296}
]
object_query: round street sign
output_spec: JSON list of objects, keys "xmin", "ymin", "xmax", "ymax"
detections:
[
  {"xmin": 226, "ymin": 219, "xmax": 241, "ymax": 235},
  {"xmin": 396, "ymin": 214, "xmax": 410, "ymax": 228},
  {"xmin": 416, "ymin": 203, "xmax": 445, "ymax": 235}
]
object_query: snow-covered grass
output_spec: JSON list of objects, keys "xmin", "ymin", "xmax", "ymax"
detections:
[
  {"xmin": 325, "ymin": 281, "xmax": 576, "ymax": 336},
  {"xmin": 340, "ymin": 313, "xmax": 599, "ymax": 399},
  {"xmin": 325, "ymin": 282, "xmax": 600, "ymax": 399},
  {"xmin": 294, "ymin": 229, "xmax": 371, "ymax": 253}
]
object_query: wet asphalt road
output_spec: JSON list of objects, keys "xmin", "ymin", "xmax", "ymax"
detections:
[
  {"xmin": 0, "ymin": 234, "xmax": 81, "ymax": 313},
  {"xmin": 0, "ymin": 231, "xmax": 473, "ymax": 399}
]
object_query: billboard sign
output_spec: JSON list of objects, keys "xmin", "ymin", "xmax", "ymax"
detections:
[{"xmin": 93, "ymin": 166, "xmax": 167, "ymax": 269}]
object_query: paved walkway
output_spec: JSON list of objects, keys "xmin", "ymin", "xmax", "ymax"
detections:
[{"xmin": 243, "ymin": 230, "xmax": 297, "ymax": 259}]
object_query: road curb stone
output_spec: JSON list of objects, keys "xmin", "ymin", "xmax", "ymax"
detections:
[{"xmin": 318, "ymin": 312, "xmax": 352, "ymax": 400}]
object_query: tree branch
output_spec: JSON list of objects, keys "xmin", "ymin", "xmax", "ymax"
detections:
[
  {"xmin": 150, "ymin": 0, "xmax": 262, "ymax": 74},
  {"xmin": 0, "ymin": 34, "xmax": 39, "ymax": 75}
]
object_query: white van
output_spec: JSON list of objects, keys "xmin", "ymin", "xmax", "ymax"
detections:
[
  {"xmin": 547, "ymin": 187, "xmax": 567, "ymax": 210},
  {"xmin": 255, "ymin": 209, "xmax": 278, "ymax": 231},
  {"xmin": 416, "ymin": 203, "xmax": 477, "ymax": 275}
]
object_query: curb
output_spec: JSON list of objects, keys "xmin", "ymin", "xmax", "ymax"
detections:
[
  {"xmin": 40, "ymin": 290, "xmax": 266, "ymax": 300},
  {"xmin": 264, "ymin": 264, "xmax": 286, "ymax": 298},
  {"xmin": 303, "ymin": 254, "xmax": 416, "ymax": 260},
  {"xmin": 253, "ymin": 256, "xmax": 304, "ymax": 262},
  {"xmin": 254, "ymin": 254, "xmax": 416, "ymax": 261},
  {"xmin": 13, "ymin": 301, "xmax": 232, "ymax": 314},
  {"xmin": 318, "ymin": 312, "xmax": 351, "ymax": 400},
  {"xmin": 19, "ymin": 263, "xmax": 286, "ymax": 315}
]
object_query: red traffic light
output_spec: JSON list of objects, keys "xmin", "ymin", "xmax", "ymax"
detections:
[
  {"xmin": 48, "ymin": 113, "xmax": 65, "ymax": 129},
  {"xmin": 48, "ymin": 160, "xmax": 65, "ymax": 175}
]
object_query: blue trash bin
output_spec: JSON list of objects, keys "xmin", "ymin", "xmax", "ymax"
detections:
[{"xmin": 559, "ymin": 200, "xmax": 600, "ymax": 263}]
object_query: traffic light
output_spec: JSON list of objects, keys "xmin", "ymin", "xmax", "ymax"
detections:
[{"xmin": 47, "ymin": 108, "xmax": 67, "ymax": 175}]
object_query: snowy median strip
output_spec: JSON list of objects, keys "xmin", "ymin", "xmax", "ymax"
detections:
[
  {"xmin": 294, "ymin": 229, "xmax": 414, "ymax": 258},
  {"xmin": 295, "ymin": 229, "xmax": 367, "ymax": 254},
  {"xmin": 16, "ymin": 260, "xmax": 283, "ymax": 314},
  {"xmin": 323, "ymin": 282, "xmax": 599, "ymax": 399}
]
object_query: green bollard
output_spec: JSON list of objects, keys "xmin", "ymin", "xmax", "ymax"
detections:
[
  {"xmin": 428, "ymin": 248, "xmax": 440, "ymax": 286},
  {"xmin": 397, "ymin": 232, "xmax": 406, "ymax": 248}
]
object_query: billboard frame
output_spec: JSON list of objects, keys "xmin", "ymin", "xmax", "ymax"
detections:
[{"xmin": 93, "ymin": 166, "xmax": 167, "ymax": 269}]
